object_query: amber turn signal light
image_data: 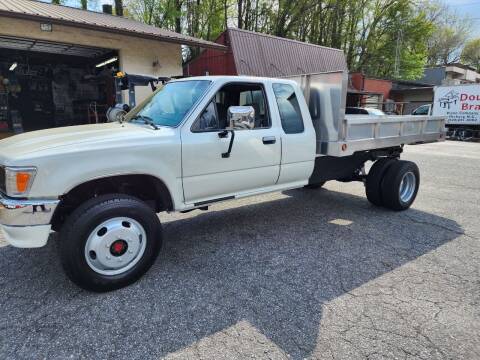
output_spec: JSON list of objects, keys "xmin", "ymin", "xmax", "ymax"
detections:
[{"xmin": 16, "ymin": 172, "xmax": 31, "ymax": 193}]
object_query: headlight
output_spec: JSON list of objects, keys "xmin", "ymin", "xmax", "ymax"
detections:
[{"xmin": 4, "ymin": 167, "xmax": 37, "ymax": 197}]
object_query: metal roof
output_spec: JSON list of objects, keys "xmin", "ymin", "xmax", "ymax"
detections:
[
  {"xmin": 228, "ymin": 28, "xmax": 348, "ymax": 77},
  {"xmin": 0, "ymin": 0, "xmax": 226, "ymax": 50}
]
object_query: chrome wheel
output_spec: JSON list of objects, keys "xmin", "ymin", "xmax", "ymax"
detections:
[
  {"xmin": 399, "ymin": 171, "xmax": 416, "ymax": 204},
  {"xmin": 84, "ymin": 217, "xmax": 147, "ymax": 276}
]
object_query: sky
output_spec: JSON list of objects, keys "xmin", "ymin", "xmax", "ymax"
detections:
[
  {"xmin": 39, "ymin": 0, "xmax": 112, "ymax": 10},
  {"xmin": 448, "ymin": 0, "xmax": 480, "ymax": 37}
]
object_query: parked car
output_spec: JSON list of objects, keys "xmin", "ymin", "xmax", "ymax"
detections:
[
  {"xmin": 411, "ymin": 104, "xmax": 432, "ymax": 116},
  {"xmin": 345, "ymin": 107, "xmax": 386, "ymax": 116},
  {"xmin": 0, "ymin": 74, "xmax": 446, "ymax": 292}
]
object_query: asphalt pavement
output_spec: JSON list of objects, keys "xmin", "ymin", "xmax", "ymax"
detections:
[{"xmin": 0, "ymin": 140, "xmax": 479, "ymax": 359}]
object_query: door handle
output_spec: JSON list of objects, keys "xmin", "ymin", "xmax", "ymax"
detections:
[
  {"xmin": 262, "ymin": 136, "xmax": 276, "ymax": 145},
  {"xmin": 222, "ymin": 130, "xmax": 235, "ymax": 158}
]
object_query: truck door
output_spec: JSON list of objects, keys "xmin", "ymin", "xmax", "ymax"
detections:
[
  {"xmin": 271, "ymin": 83, "xmax": 316, "ymax": 185},
  {"xmin": 181, "ymin": 82, "xmax": 281, "ymax": 204}
]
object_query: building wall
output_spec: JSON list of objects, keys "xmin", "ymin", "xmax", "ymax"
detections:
[
  {"xmin": 391, "ymin": 89, "xmax": 433, "ymax": 114},
  {"xmin": 0, "ymin": 16, "xmax": 182, "ymax": 103},
  {"xmin": 350, "ymin": 73, "xmax": 364, "ymax": 91},
  {"xmin": 419, "ymin": 66, "xmax": 480, "ymax": 86},
  {"xmin": 183, "ymin": 31, "xmax": 236, "ymax": 76},
  {"xmin": 350, "ymin": 72, "xmax": 392, "ymax": 100},
  {"xmin": 364, "ymin": 78, "xmax": 392, "ymax": 100},
  {"xmin": 444, "ymin": 66, "xmax": 480, "ymax": 85},
  {"xmin": 418, "ymin": 67, "xmax": 445, "ymax": 86}
]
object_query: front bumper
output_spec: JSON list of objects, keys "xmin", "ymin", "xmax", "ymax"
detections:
[{"xmin": 0, "ymin": 192, "xmax": 59, "ymax": 248}]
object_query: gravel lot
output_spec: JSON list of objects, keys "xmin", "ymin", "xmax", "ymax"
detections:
[{"xmin": 1, "ymin": 141, "xmax": 479, "ymax": 360}]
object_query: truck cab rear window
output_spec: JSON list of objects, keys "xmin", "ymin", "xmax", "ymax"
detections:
[{"xmin": 272, "ymin": 83, "xmax": 304, "ymax": 134}]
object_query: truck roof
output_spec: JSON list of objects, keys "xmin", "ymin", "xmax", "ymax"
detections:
[{"xmin": 172, "ymin": 75, "xmax": 298, "ymax": 86}]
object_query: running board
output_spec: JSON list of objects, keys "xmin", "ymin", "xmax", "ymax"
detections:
[{"xmin": 194, "ymin": 196, "xmax": 235, "ymax": 207}]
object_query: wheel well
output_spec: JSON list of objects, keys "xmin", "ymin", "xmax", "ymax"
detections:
[{"xmin": 51, "ymin": 175, "xmax": 173, "ymax": 231}]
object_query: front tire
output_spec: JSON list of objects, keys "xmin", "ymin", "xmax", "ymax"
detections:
[
  {"xmin": 59, "ymin": 194, "xmax": 162, "ymax": 292},
  {"xmin": 381, "ymin": 161, "xmax": 420, "ymax": 211}
]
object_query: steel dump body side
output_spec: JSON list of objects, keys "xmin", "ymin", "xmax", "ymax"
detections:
[{"xmin": 287, "ymin": 71, "xmax": 446, "ymax": 156}]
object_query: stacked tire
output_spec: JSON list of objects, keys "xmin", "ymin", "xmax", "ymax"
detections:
[{"xmin": 366, "ymin": 159, "xmax": 419, "ymax": 211}]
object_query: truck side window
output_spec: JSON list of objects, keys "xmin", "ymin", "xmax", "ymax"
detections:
[
  {"xmin": 272, "ymin": 83, "xmax": 304, "ymax": 134},
  {"xmin": 191, "ymin": 101, "xmax": 218, "ymax": 132},
  {"xmin": 413, "ymin": 105, "xmax": 429, "ymax": 115},
  {"xmin": 192, "ymin": 83, "xmax": 271, "ymax": 132}
]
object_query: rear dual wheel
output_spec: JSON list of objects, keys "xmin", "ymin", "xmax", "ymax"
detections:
[{"xmin": 366, "ymin": 159, "xmax": 419, "ymax": 211}]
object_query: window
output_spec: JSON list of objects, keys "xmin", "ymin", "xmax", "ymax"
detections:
[
  {"xmin": 272, "ymin": 83, "xmax": 304, "ymax": 134},
  {"xmin": 131, "ymin": 80, "xmax": 210, "ymax": 127},
  {"xmin": 192, "ymin": 83, "xmax": 270, "ymax": 132},
  {"xmin": 412, "ymin": 105, "xmax": 429, "ymax": 115},
  {"xmin": 191, "ymin": 101, "xmax": 218, "ymax": 132}
]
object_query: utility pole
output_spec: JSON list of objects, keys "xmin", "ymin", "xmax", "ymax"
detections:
[{"xmin": 394, "ymin": 28, "xmax": 403, "ymax": 79}]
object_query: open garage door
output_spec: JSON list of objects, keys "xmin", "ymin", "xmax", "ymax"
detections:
[{"xmin": 0, "ymin": 35, "xmax": 119, "ymax": 136}]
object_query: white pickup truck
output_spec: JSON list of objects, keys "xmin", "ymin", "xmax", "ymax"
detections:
[{"xmin": 0, "ymin": 73, "xmax": 445, "ymax": 291}]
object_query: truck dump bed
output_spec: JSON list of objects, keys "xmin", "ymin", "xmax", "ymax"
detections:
[{"xmin": 288, "ymin": 72, "xmax": 446, "ymax": 156}]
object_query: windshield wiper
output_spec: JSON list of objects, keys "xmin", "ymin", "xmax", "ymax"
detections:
[{"xmin": 130, "ymin": 115, "xmax": 159, "ymax": 130}]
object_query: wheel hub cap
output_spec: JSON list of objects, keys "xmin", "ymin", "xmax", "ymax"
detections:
[
  {"xmin": 399, "ymin": 171, "xmax": 416, "ymax": 204},
  {"xmin": 110, "ymin": 240, "xmax": 128, "ymax": 257},
  {"xmin": 84, "ymin": 217, "xmax": 147, "ymax": 276}
]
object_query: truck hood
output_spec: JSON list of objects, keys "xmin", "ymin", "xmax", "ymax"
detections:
[{"xmin": 0, "ymin": 122, "xmax": 156, "ymax": 163}]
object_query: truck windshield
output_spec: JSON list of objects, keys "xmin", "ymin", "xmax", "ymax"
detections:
[{"xmin": 130, "ymin": 80, "xmax": 211, "ymax": 127}]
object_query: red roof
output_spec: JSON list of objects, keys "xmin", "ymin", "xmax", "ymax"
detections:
[
  {"xmin": 185, "ymin": 28, "xmax": 348, "ymax": 77},
  {"xmin": 228, "ymin": 28, "xmax": 348, "ymax": 76}
]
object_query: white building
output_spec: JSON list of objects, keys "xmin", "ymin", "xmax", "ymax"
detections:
[{"xmin": 0, "ymin": 0, "xmax": 224, "ymax": 135}]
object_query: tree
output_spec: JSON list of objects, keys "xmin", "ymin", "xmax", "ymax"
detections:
[
  {"xmin": 80, "ymin": 0, "xmax": 88, "ymax": 10},
  {"xmin": 422, "ymin": 1, "xmax": 472, "ymax": 65},
  {"xmin": 123, "ymin": 0, "xmax": 452, "ymax": 79},
  {"xmin": 462, "ymin": 38, "xmax": 480, "ymax": 72},
  {"xmin": 115, "ymin": 0, "xmax": 124, "ymax": 16},
  {"xmin": 126, "ymin": 0, "xmax": 156, "ymax": 24},
  {"xmin": 333, "ymin": 0, "xmax": 431, "ymax": 80},
  {"xmin": 51, "ymin": 0, "xmax": 64, "ymax": 4}
]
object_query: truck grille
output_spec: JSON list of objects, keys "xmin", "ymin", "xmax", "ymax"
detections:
[{"xmin": 0, "ymin": 166, "xmax": 5, "ymax": 194}]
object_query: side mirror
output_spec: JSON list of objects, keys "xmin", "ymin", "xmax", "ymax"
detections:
[
  {"xmin": 106, "ymin": 103, "xmax": 130, "ymax": 122},
  {"xmin": 227, "ymin": 106, "xmax": 255, "ymax": 130}
]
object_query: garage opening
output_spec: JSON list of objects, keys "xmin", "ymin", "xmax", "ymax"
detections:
[{"xmin": 0, "ymin": 36, "xmax": 119, "ymax": 137}]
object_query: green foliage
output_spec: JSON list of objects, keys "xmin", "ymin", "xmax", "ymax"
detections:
[
  {"xmin": 125, "ymin": 0, "xmax": 437, "ymax": 79},
  {"xmin": 461, "ymin": 38, "xmax": 480, "ymax": 72},
  {"xmin": 121, "ymin": 0, "xmax": 467, "ymax": 79},
  {"xmin": 354, "ymin": 0, "xmax": 434, "ymax": 80},
  {"xmin": 422, "ymin": 0, "xmax": 472, "ymax": 66}
]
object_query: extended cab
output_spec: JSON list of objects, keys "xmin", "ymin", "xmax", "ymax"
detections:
[{"xmin": 0, "ymin": 74, "xmax": 445, "ymax": 291}]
